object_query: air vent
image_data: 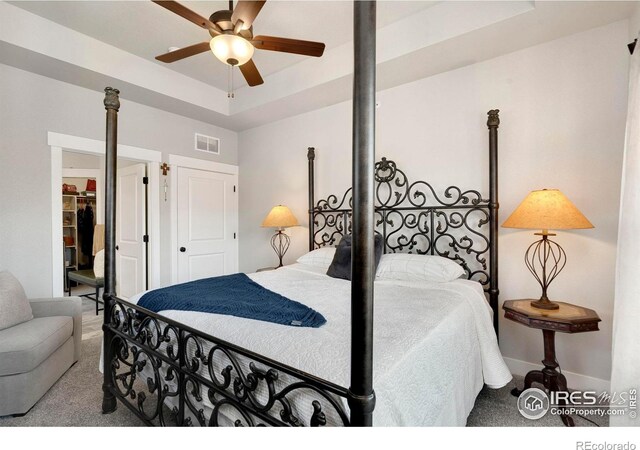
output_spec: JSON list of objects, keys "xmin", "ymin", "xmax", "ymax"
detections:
[{"xmin": 194, "ymin": 133, "xmax": 220, "ymax": 155}]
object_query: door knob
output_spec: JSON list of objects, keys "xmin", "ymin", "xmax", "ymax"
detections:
[{"xmin": 179, "ymin": 247, "xmax": 186, "ymax": 252}]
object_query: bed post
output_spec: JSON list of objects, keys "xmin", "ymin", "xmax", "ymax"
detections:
[
  {"xmin": 308, "ymin": 147, "xmax": 315, "ymax": 251},
  {"xmin": 348, "ymin": 0, "xmax": 376, "ymax": 427},
  {"xmin": 487, "ymin": 109, "xmax": 500, "ymax": 339},
  {"xmin": 101, "ymin": 87, "xmax": 120, "ymax": 414}
]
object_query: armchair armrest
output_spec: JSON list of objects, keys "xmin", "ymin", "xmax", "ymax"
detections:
[
  {"xmin": 29, "ymin": 297, "xmax": 83, "ymax": 362},
  {"xmin": 29, "ymin": 297, "xmax": 82, "ymax": 319}
]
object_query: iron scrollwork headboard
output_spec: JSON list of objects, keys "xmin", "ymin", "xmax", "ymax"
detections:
[
  {"xmin": 307, "ymin": 110, "xmax": 501, "ymax": 334},
  {"xmin": 311, "ymin": 157, "xmax": 491, "ymax": 285}
]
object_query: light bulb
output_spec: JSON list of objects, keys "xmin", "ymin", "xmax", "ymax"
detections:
[{"xmin": 210, "ymin": 34, "xmax": 254, "ymax": 66}]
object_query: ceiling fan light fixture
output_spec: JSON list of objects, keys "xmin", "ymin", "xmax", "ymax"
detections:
[{"xmin": 210, "ymin": 34, "xmax": 254, "ymax": 66}]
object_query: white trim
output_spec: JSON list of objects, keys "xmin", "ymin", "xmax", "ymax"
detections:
[
  {"xmin": 147, "ymin": 162, "xmax": 161, "ymax": 290},
  {"xmin": 50, "ymin": 132, "xmax": 162, "ymax": 297},
  {"xmin": 168, "ymin": 154, "xmax": 238, "ymax": 175},
  {"xmin": 51, "ymin": 146, "xmax": 63, "ymax": 297},
  {"xmin": 62, "ymin": 168, "xmax": 103, "ymax": 224},
  {"xmin": 48, "ymin": 132, "xmax": 162, "ymax": 163},
  {"xmin": 170, "ymin": 159, "xmax": 178, "ymax": 285},
  {"xmin": 503, "ymin": 357, "xmax": 611, "ymax": 393},
  {"xmin": 168, "ymin": 154, "xmax": 239, "ymax": 284}
]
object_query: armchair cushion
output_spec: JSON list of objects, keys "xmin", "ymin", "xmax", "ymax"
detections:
[
  {"xmin": 0, "ymin": 271, "xmax": 33, "ymax": 331},
  {"xmin": 0, "ymin": 316, "xmax": 73, "ymax": 376},
  {"xmin": 29, "ymin": 297, "xmax": 83, "ymax": 362}
]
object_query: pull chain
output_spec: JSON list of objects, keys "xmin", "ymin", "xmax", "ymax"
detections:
[{"xmin": 227, "ymin": 65, "xmax": 235, "ymax": 99}]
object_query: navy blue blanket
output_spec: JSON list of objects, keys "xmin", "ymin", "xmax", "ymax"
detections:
[{"xmin": 138, "ymin": 273, "xmax": 326, "ymax": 328}]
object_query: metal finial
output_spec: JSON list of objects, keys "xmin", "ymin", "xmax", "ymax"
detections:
[
  {"xmin": 104, "ymin": 87, "xmax": 120, "ymax": 111},
  {"xmin": 487, "ymin": 109, "xmax": 500, "ymax": 128},
  {"xmin": 307, "ymin": 147, "xmax": 315, "ymax": 160}
]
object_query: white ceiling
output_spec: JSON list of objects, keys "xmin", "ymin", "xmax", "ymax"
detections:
[
  {"xmin": 10, "ymin": 0, "xmax": 438, "ymax": 90},
  {"xmin": 1, "ymin": 1, "xmax": 637, "ymax": 130}
]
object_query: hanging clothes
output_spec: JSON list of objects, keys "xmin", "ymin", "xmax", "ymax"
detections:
[
  {"xmin": 77, "ymin": 206, "xmax": 85, "ymax": 232},
  {"xmin": 81, "ymin": 203, "xmax": 95, "ymax": 258}
]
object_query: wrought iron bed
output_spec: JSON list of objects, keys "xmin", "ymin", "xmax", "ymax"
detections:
[
  {"xmin": 307, "ymin": 139, "xmax": 500, "ymax": 332},
  {"xmin": 99, "ymin": 2, "xmax": 500, "ymax": 427}
]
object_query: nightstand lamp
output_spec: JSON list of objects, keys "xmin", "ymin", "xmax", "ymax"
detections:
[
  {"xmin": 502, "ymin": 189, "xmax": 593, "ymax": 310},
  {"xmin": 261, "ymin": 205, "xmax": 299, "ymax": 268}
]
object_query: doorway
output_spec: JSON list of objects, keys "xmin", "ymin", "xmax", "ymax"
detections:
[
  {"xmin": 50, "ymin": 132, "xmax": 161, "ymax": 298},
  {"xmin": 60, "ymin": 151, "xmax": 149, "ymax": 299}
]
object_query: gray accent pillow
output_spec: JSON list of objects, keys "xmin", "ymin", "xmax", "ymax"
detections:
[
  {"xmin": 326, "ymin": 234, "xmax": 384, "ymax": 281},
  {"xmin": 0, "ymin": 271, "xmax": 33, "ymax": 331}
]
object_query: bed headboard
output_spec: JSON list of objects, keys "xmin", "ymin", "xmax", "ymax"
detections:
[{"xmin": 307, "ymin": 110, "xmax": 500, "ymax": 334}]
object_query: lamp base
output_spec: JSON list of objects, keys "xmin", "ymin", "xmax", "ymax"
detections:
[
  {"xmin": 525, "ymin": 232, "xmax": 566, "ymax": 311},
  {"xmin": 530, "ymin": 298, "xmax": 560, "ymax": 310},
  {"xmin": 270, "ymin": 229, "xmax": 290, "ymax": 268}
]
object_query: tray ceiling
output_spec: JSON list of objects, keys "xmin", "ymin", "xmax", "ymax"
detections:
[{"xmin": 10, "ymin": 1, "xmax": 438, "ymax": 90}]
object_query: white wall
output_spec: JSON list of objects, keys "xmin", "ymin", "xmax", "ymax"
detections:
[
  {"xmin": 0, "ymin": 63, "xmax": 238, "ymax": 296},
  {"xmin": 238, "ymin": 20, "xmax": 630, "ymax": 387},
  {"xmin": 62, "ymin": 151, "xmax": 101, "ymax": 169}
]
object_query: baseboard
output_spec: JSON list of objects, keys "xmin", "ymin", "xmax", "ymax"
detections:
[{"xmin": 503, "ymin": 357, "xmax": 611, "ymax": 393}]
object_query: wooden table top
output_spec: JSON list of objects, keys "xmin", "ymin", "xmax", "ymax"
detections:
[{"xmin": 503, "ymin": 299, "xmax": 601, "ymax": 333}]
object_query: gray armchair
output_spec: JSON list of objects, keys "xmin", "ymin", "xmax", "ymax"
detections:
[{"xmin": 0, "ymin": 297, "xmax": 82, "ymax": 416}]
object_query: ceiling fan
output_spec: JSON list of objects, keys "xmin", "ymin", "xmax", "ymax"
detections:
[{"xmin": 153, "ymin": 0, "xmax": 326, "ymax": 88}]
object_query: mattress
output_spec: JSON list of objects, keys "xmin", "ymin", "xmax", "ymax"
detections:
[{"xmin": 107, "ymin": 263, "xmax": 512, "ymax": 426}]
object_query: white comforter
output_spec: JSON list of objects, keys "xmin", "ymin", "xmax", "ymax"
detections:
[{"xmin": 122, "ymin": 263, "xmax": 511, "ymax": 426}]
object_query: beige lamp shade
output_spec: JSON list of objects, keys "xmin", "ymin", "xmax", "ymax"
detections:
[
  {"xmin": 502, "ymin": 189, "xmax": 593, "ymax": 231},
  {"xmin": 261, "ymin": 205, "xmax": 299, "ymax": 229}
]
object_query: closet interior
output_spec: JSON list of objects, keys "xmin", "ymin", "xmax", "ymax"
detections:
[{"xmin": 62, "ymin": 177, "xmax": 97, "ymax": 289}]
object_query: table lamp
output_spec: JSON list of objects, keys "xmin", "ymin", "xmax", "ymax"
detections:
[
  {"xmin": 261, "ymin": 205, "xmax": 299, "ymax": 267},
  {"xmin": 502, "ymin": 189, "xmax": 593, "ymax": 310}
]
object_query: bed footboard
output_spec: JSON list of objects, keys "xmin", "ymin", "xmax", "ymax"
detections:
[{"xmin": 104, "ymin": 297, "xmax": 351, "ymax": 427}]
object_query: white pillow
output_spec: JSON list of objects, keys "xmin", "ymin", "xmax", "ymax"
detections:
[
  {"xmin": 375, "ymin": 253, "xmax": 464, "ymax": 283},
  {"xmin": 94, "ymin": 249, "xmax": 105, "ymax": 279},
  {"xmin": 0, "ymin": 271, "xmax": 33, "ymax": 331},
  {"xmin": 296, "ymin": 247, "xmax": 336, "ymax": 270}
]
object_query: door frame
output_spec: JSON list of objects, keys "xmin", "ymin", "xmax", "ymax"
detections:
[
  {"xmin": 168, "ymin": 154, "xmax": 238, "ymax": 285},
  {"xmin": 49, "ymin": 132, "xmax": 162, "ymax": 297}
]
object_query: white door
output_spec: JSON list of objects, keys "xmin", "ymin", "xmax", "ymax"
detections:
[
  {"xmin": 177, "ymin": 167, "xmax": 237, "ymax": 283},
  {"xmin": 116, "ymin": 163, "xmax": 147, "ymax": 298}
]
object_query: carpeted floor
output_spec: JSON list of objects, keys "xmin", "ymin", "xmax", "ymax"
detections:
[
  {"xmin": 0, "ymin": 336, "xmax": 139, "ymax": 427},
  {"xmin": 468, "ymin": 381, "xmax": 608, "ymax": 427},
  {"xmin": 0, "ymin": 324, "xmax": 607, "ymax": 427}
]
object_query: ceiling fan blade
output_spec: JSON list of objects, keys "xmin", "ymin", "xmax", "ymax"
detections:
[
  {"xmin": 155, "ymin": 42, "xmax": 211, "ymax": 63},
  {"xmin": 152, "ymin": 1, "xmax": 222, "ymax": 34},
  {"xmin": 252, "ymin": 35, "xmax": 325, "ymax": 57},
  {"xmin": 239, "ymin": 59, "xmax": 264, "ymax": 87},
  {"xmin": 231, "ymin": 1, "xmax": 266, "ymax": 30}
]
